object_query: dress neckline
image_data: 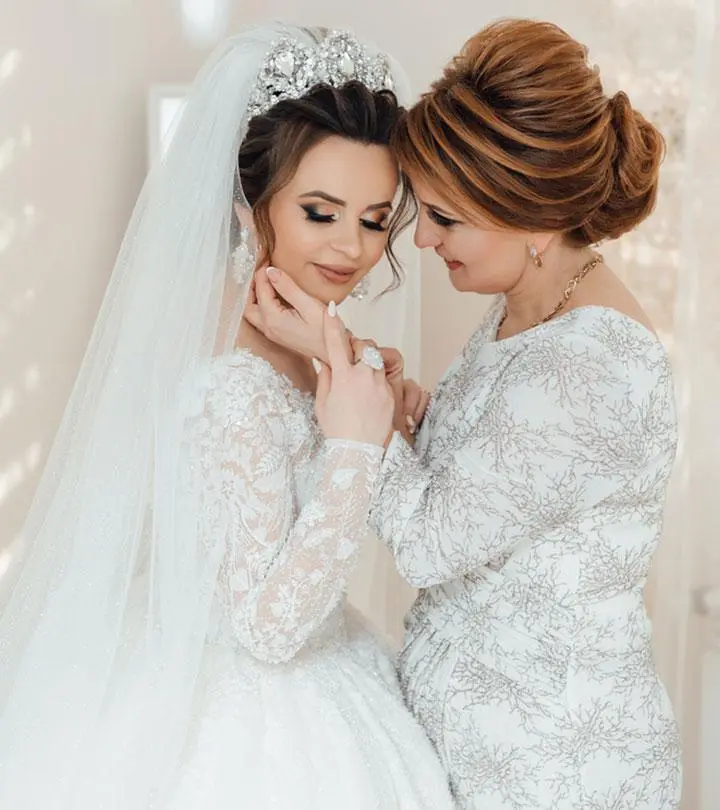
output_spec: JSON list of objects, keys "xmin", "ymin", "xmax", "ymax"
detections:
[
  {"xmin": 219, "ymin": 348, "xmax": 316, "ymax": 406},
  {"xmin": 488, "ymin": 298, "xmax": 665, "ymax": 350}
]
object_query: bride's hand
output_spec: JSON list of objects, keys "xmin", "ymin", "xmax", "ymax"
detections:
[
  {"xmin": 245, "ymin": 266, "xmax": 348, "ymax": 363},
  {"xmin": 315, "ymin": 307, "xmax": 394, "ymax": 447},
  {"xmin": 349, "ymin": 336, "xmax": 408, "ymax": 434}
]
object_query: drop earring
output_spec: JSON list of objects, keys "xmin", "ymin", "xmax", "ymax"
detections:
[
  {"xmin": 232, "ymin": 226, "xmax": 256, "ymax": 285},
  {"xmin": 349, "ymin": 274, "xmax": 370, "ymax": 301},
  {"xmin": 528, "ymin": 243, "xmax": 544, "ymax": 268}
]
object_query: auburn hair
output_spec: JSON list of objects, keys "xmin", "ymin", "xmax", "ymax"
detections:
[{"xmin": 392, "ymin": 19, "xmax": 665, "ymax": 246}]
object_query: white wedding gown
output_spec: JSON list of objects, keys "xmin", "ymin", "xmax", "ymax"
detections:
[{"xmin": 163, "ymin": 349, "xmax": 453, "ymax": 810}]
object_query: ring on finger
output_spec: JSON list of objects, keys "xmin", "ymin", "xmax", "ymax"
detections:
[{"xmin": 356, "ymin": 345, "xmax": 385, "ymax": 371}]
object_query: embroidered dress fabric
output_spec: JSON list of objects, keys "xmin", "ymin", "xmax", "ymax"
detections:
[{"xmin": 371, "ymin": 300, "xmax": 682, "ymax": 810}]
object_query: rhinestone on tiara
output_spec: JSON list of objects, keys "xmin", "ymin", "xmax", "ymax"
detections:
[{"xmin": 246, "ymin": 30, "xmax": 395, "ymax": 121}]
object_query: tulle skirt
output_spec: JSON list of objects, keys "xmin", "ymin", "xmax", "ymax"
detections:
[{"xmin": 167, "ymin": 608, "xmax": 454, "ymax": 810}]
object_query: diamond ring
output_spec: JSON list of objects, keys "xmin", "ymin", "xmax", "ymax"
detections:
[{"xmin": 357, "ymin": 346, "xmax": 385, "ymax": 371}]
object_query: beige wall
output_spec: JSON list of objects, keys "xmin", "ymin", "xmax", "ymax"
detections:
[{"xmin": 2, "ymin": 6, "xmax": 715, "ymax": 804}]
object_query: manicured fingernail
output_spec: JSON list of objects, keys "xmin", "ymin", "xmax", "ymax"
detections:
[
  {"xmin": 312, "ymin": 357, "xmax": 322, "ymax": 374},
  {"xmin": 328, "ymin": 301, "xmax": 337, "ymax": 317},
  {"xmin": 266, "ymin": 266, "xmax": 280, "ymax": 279},
  {"xmin": 406, "ymin": 415, "xmax": 417, "ymax": 433}
]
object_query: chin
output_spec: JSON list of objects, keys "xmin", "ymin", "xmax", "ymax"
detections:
[
  {"xmin": 312, "ymin": 284, "xmax": 352, "ymax": 306},
  {"xmin": 312, "ymin": 275, "xmax": 359, "ymax": 305},
  {"xmin": 448, "ymin": 270, "xmax": 472, "ymax": 292}
]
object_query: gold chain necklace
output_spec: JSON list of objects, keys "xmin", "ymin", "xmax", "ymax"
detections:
[{"xmin": 498, "ymin": 253, "xmax": 604, "ymax": 331}]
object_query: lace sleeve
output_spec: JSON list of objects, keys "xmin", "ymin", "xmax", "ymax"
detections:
[
  {"xmin": 369, "ymin": 332, "xmax": 670, "ymax": 588},
  {"xmin": 201, "ymin": 361, "xmax": 383, "ymax": 663}
]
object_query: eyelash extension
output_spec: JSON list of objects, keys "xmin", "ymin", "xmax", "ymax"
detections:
[
  {"xmin": 302, "ymin": 204, "xmax": 336, "ymax": 224},
  {"xmin": 301, "ymin": 204, "xmax": 388, "ymax": 233},
  {"xmin": 361, "ymin": 218, "xmax": 388, "ymax": 233},
  {"xmin": 427, "ymin": 208, "xmax": 459, "ymax": 228}
]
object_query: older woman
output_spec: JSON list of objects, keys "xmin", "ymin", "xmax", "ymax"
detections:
[{"xmin": 249, "ymin": 17, "xmax": 682, "ymax": 810}]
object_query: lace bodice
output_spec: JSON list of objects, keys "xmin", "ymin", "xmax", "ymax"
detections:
[{"xmin": 189, "ymin": 350, "xmax": 383, "ymax": 664}]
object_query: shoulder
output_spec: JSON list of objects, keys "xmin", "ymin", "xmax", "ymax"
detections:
[
  {"xmin": 522, "ymin": 306, "xmax": 669, "ymax": 380},
  {"xmin": 498, "ymin": 308, "xmax": 674, "ymax": 420},
  {"xmin": 204, "ymin": 350, "xmax": 294, "ymax": 426}
]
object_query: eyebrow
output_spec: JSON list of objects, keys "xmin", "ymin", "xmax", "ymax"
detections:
[
  {"xmin": 299, "ymin": 190, "xmax": 393, "ymax": 212},
  {"xmin": 420, "ymin": 200, "xmax": 459, "ymax": 218}
]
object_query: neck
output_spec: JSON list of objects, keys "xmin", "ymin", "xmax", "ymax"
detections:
[{"xmin": 504, "ymin": 244, "xmax": 596, "ymax": 327}]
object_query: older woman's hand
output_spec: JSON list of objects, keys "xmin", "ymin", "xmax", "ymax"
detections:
[{"xmin": 401, "ymin": 380, "xmax": 431, "ymax": 436}]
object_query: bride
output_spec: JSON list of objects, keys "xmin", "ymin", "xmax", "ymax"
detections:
[{"xmin": 0, "ymin": 23, "xmax": 454, "ymax": 810}]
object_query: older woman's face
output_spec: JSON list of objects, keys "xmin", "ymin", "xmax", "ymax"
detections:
[{"xmin": 410, "ymin": 176, "xmax": 532, "ymax": 295}]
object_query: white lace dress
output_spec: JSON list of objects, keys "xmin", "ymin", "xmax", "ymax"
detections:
[
  {"xmin": 166, "ymin": 350, "xmax": 454, "ymax": 810},
  {"xmin": 370, "ymin": 302, "xmax": 682, "ymax": 810}
]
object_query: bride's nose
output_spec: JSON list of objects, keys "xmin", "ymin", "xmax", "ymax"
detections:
[{"xmin": 330, "ymin": 222, "xmax": 364, "ymax": 260}]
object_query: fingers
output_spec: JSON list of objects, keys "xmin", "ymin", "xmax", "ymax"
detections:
[
  {"xmin": 349, "ymin": 337, "xmax": 383, "ymax": 371},
  {"xmin": 402, "ymin": 381, "xmax": 431, "ymax": 435},
  {"xmin": 322, "ymin": 304, "xmax": 352, "ymax": 372},
  {"xmin": 403, "ymin": 382, "xmax": 421, "ymax": 413},
  {"xmin": 243, "ymin": 278, "xmax": 261, "ymax": 327},
  {"xmin": 415, "ymin": 389, "xmax": 431, "ymax": 424},
  {"xmin": 350, "ymin": 336, "xmax": 379, "ymax": 351},
  {"xmin": 243, "ymin": 303, "xmax": 261, "ymax": 330},
  {"xmin": 379, "ymin": 346, "xmax": 404, "ymax": 383},
  {"xmin": 247, "ymin": 276, "xmax": 258, "ymax": 306},
  {"xmin": 313, "ymin": 357, "xmax": 331, "ymax": 403},
  {"xmin": 265, "ymin": 266, "xmax": 315, "ymax": 316},
  {"xmin": 254, "ymin": 267, "xmax": 286, "ymax": 317}
]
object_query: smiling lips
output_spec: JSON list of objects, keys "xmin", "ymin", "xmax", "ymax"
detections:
[
  {"xmin": 444, "ymin": 259, "xmax": 464, "ymax": 271},
  {"xmin": 313, "ymin": 263, "xmax": 358, "ymax": 284}
]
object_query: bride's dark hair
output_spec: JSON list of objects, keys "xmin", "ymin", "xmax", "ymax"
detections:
[{"xmin": 237, "ymin": 80, "xmax": 415, "ymax": 288}]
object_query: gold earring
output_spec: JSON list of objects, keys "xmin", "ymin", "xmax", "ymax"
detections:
[{"xmin": 528, "ymin": 243, "xmax": 543, "ymax": 268}]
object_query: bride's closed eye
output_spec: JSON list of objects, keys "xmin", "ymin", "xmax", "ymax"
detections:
[{"xmin": 301, "ymin": 204, "xmax": 389, "ymax": 233}]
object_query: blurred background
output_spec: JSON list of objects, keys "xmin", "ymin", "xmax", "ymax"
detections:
[{"xmin": 0, "ymin": 1, "xmax": 718, "ymax": 806}]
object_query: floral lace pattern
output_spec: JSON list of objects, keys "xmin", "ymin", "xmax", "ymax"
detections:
[
  {"xmin": 370, "ymin": 302, "xmax": 682, "ymax": 809},
  {"xmin": 168, "ymin": 350, "xmax": 457, "ymax": 810},
  {"xmin": 191, "ymin": 350, "xmax": 384, "ymax": 663}
]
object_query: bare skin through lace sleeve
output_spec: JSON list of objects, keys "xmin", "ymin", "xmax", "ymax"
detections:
[{"xmin": 198, "ymin": 359, "xmax": 383, "ymax": 663}]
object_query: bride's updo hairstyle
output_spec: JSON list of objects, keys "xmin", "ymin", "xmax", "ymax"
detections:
[
  {"xmin": 392, "ymin": 18, "xmax": 665, "ymax": 246},
  {"xmin": 237, "ymin": 80, "xmax": 415, "ymax": 285}
]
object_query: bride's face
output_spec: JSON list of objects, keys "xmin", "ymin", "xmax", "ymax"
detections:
[{"xmin": 267, "ymin": 135, "xmax": 399, "ymax": 305}]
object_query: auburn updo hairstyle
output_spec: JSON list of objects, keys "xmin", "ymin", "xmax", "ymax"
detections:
[{"xmin": 392, "ymin": 18, "xmax": 665, "ymax": 247}]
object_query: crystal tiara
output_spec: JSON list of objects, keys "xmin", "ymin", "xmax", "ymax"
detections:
[{"xmin": 246, "ymin": 30, "xmax": 395, "ymax": 120}]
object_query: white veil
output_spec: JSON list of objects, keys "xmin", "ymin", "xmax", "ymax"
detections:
[{"xmin": 0, "ymin": 23, "xmax": 414, "ymax": 809}]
